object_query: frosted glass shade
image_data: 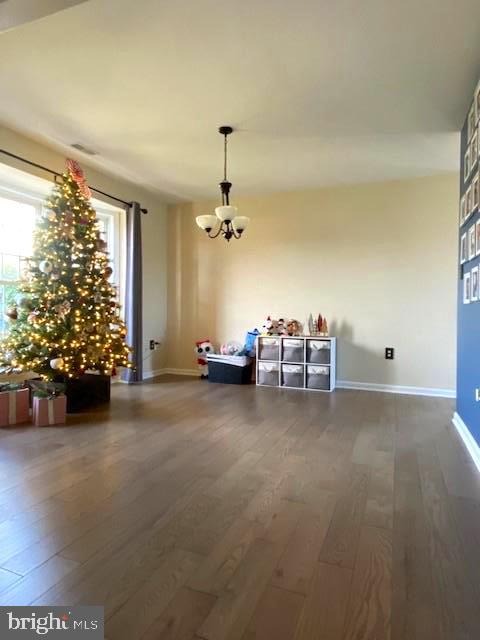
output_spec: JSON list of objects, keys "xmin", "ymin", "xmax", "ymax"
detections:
[
  {"xmin": 215, "ymin": 205, "xmax": 237, "ymax": 222},
  {"xmin": 232, "ymin": 216, "xmax": 250, "ymax": 233},
  {"xmin": 196, "ymin": 214, "xmax": 217, "ymax": 231}
]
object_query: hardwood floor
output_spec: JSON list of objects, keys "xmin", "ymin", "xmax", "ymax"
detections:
[{"xmin": 0, "ymin": 376, "xmax": 477, "ymax": 639}]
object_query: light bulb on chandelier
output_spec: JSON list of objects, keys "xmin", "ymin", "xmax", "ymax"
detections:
[{"xmin": 195, "ymin": 126, "xmax": 250, "ymax": 242}]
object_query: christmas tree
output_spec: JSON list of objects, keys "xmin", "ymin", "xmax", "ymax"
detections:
[{"xmin": 0, "ymin": 160, "xmax": 132, "ymax": 380}]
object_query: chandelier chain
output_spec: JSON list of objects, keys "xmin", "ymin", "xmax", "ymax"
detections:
[{"xmin": 223, "ymin": 133, "xmax": 228, "ymax": 182}]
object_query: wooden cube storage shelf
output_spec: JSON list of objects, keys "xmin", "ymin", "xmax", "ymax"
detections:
[{"xmin": 256, "ymin": 336, "xmax": 336, "ymax": 392}]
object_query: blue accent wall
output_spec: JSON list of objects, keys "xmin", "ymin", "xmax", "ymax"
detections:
[{"xmin": 457, "ymin": 92, "xmax": 480, "ymax": 439}]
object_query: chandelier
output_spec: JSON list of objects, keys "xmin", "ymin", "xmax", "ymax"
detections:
[{"xmin": 196, "ymin": 126, "xmax": 250, "ymax": 241}]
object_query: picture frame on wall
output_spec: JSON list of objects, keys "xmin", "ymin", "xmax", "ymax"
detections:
[
  {"xmin": 461, "ymin": 232, "xmax": 467, "ymax": 264},
  {"xmin": 460, "ymin": 195, "xmax": 466, "ymax": 226},
  {"xmin": 469, "ymin": 225, "xmax": 476, "ymax": 260},
  {"xmin": 464, "ymin": 270, "xmax": 471, "ymax": 304},
  {"xmin": 465, "ymin": 146, "xmax": 471, "ymax": 182},
  {"xmin": 472, "ymin": 266, "xmax": 479, "ymax": 302},
  {"xmin": 469, "ymin": 104, "xmax": 476, "ymax": 140},
  {"xmin": 466, "ymin": 185, "xmax": 472, "ymax": 219}
]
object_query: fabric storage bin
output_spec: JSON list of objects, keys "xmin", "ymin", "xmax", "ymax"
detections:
[
  {"xmin": 307, "ymin": 340, "xmax": 331, "ymax": 364},
  {"xmin": 282, "ymin": 339, "xmax": 304, "ymax": 363},
  {"xmin": 306, "ymin": 365, "xmax": 330, "ymax": 390},
  {"xmin": 282, "ymin": 364, "xmax": 304, "ymax": 388},
  {"xmin": 258, "ymin": 338, "xmax": 280, "ymax": 361},
  {"xmin": 258, "ymin": 362, "xmax": 279, "ymax": 386}
]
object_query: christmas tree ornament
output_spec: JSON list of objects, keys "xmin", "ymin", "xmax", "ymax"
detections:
[
  {"xmin": 97, "ymin": 239, "xmax": 108, "ymax": 252},
  {"xmin": 64, "ymin": 211, "xmax": 74, "ymax": 226},
  {"xmin": 54, "ymin": 301, "xmax": 71, "ymax": 319},
  {"xmin": 39, "ymin": 260, "xmax": 54, "ymax": 274},
  {"xmin": 50, "ymin": 357, "xmax": 64, "ymax": 370},
  {"xmin": 104, "ymin": 266, "xmax": 113, "ymax": 278},
  {"xmin": 94, "ymin": 292, "xmax": 102, "ymax": 304},
  {"xmin": 45, "ymin": 210, "xmax": 57, "ymax": 222},
  {"xmin": 27, "ymin": 312, "xmax": 38, "ymax": 324},
  {"xmin": 16, "ymin": 296, "xmax": 34, "ymax": 310},
  {"xmin": 5, "ymin": 307, "xmax": 18, "ymax": 321},
  {"xmin": 66, "ymin": 158, "xmax": 92, "ymax": 199}
]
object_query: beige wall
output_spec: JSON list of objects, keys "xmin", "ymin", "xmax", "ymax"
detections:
[
  {"xmin": 0, "ymin": 125, "xmax": 168, "ymax": 376},
  {"xmin": 167, "ymin": 174, "xmax": 458, "ymax": 391}
]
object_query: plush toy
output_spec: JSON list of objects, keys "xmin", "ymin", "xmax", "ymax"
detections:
[
  {"xmin": 221, "ymin": 341, "xmax": 243, "ymax": 356},
  {"xmin": 261, "ymin": 316, "xmax": 275, "ymax": 335},
  {"xmin": 277, "ymin": 318, "xmax": 289, "ymax": 336},
  {"xmin": 195, "ymin": 339, "xmax": 215, "ymax": 378},
  {"xmin": 261, "ymin": 316, "xmax": 288, "ymax": 336},
  {"xmin": 286, "ymin": 319, "xmax": 303, "ymax": 336}
]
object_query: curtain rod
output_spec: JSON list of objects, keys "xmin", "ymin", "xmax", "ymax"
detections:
[{"xmin": 0, "ymin": 148, "xmax": 148, "ymax": 214}]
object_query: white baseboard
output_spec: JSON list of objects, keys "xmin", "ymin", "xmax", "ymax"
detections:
[
  {"xmin": 452, "ymin": 411, "xmax": 480, "ymax": 473},
  {"xmin": 143, "ymin": 367, "xmax": 198, "ymax": 379},
  {"xmin": 337, "ymin": 380, "xmax": 456, "ymax": 398}
]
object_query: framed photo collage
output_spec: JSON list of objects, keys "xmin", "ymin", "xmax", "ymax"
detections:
[{"xmin": 461, "ymin": 81, "xmax": 480, "ymax": 305}]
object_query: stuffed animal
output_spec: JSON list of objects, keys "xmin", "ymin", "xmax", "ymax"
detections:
[
  {"xmin": 286, "ymin": 319, "xmax": 302, "ymax": 336},
  {"xmin": 221, "ymin": 341, "xmax": 243, "ymax": 356},
  {"xmin": 261, "ymin": 316, "xmax": 274, "ymax": 336},
  {"xmin": 262, "ymin": 316, "xmax": 290, "ymax": 336},
  {"xmin": 277, "ymin": 318, "xmax": 289, "ymax": 336},
  {"xmin": 195, "ymin": 339, "xmax": 215, "ymax": 378}
]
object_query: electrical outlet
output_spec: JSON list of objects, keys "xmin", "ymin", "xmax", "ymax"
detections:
[
  {"xmin": 149, "ymin": 340, "xmax": 160, "ymax": 351},
  {"xmin": 385, "ymin": 347, "xmax": 394, "ymax": 360}
]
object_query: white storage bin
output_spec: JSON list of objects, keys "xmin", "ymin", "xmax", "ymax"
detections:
[
  {"xmin": 282, "ymin": 339, "xmax": 304, "ymax": 363},
  {"xmin": 258, "ymin": 337, "xmax": 280, "ymax": 361},
  {"xmin": 307, "ymin": 339, "xmax": 331, "ymax": 364},
  {"xmin": 306, "ymin": 365, "xmax": 330, "ymax": 390},
  {"xmin": 258, "ymin": 362, "xmax": 279, "ymax": 386},
  {"xmin": 282, "ymin": 364, "xmax": 304, "ymax": 388}
]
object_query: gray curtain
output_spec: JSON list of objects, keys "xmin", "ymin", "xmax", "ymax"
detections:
[{"xmin": 122, "ymin": 202, "xmax": 143, "ymax": 383}]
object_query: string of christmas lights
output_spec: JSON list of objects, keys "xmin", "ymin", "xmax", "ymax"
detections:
[{"xmin": 0, "ymin": 164, "xmax": 132, "ymax": 380}]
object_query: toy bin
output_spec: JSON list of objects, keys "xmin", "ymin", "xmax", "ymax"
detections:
[
  {"xmin": 282, "ymin": 339, "xmax": 304, "ymax": 363},
  {"xmin": 207, "ymin": 356, "xmax": 253, "ymax": 384},
  {"xmin": 306, "ymin": 365, "xmax": 330, "ymax": 390},
  {"xmin": 258, "ymin": 362, "xmax": 279, "ymax": 386},
  {"xmin": 282, "ymin": 364, "xmax": 304, "ymax": 388},
  {"xmin": 258, "ymin": 338, "xmax": 280, "ymax": 361},
  {"xmin": 306, "ymin": 339, "xmax": 331, "ymax": 364}
]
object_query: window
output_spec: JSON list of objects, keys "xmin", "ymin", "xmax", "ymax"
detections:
[
  {"xmin": 0, "ymin": 191, "xmax": 41, "ymax": 336},
  {"xmin": 0, "ymin": 165, "xmax": 125, "ymax": 336},
  {"xmin": 94, "ymin": 204, "xmax": 126, "ymax": 309}
]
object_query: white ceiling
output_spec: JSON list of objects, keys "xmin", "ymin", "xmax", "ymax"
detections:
[{"xmin": 0, "ymin": 0, "xmax": 478, "ymax": 202}]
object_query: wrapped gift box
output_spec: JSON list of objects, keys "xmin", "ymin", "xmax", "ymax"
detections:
[
  {"xmin": 32, "ymin": 395, "xmax": 67, "ymax": 427},
  {"xmin": 0, "ymin": 387, "xmax": 30, "ymax": 427}
]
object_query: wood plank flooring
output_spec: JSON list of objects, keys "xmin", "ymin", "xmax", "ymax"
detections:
[{"xmin": 0, "ymin": 376, "xmax": 477, "ymax": 639}]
